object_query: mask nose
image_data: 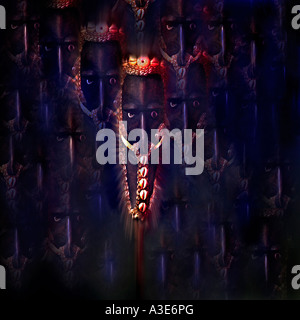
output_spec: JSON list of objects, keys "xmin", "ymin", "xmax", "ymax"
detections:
[
  {"xmin": 213, "ymin": 129, "xmax": 219, "ymax": 167},
  {"xmin": 220, "ymin": 25, "xmax": 225, "ymax": 64},
  {"xmin": 182, "ymin": 101, "xmax": 188, "ymax": 130},
  {"xmin": 178, "ymin": 24, "xmax": 185, "ymax": 66},
  {"xmin": 57, "ymin": 45, "xmax": 63, "ymax": 79},
  {"xmin": 64, "ymin": 216, "xmax": 73, "ymax": 258},
  {"xmin": 140, "ymin": 112, "xmax": 146, "ymax": 131},
  {"xmin": 97, "ymin": 79, "xmax": 105, "ymax": 120},
  {"xmin": 69, "ymin": 136, "xmax": 74, "ymax": 167},
  {"xmin": 140, "ymin": 112, "xmax": 148, "ymax": 152},
  {"xmin": 23, "ymin": 23, "xmax": 28, "ymax": 60}
]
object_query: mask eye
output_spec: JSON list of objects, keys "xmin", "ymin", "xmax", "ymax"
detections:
[
  {"xmin": 193, "ymin": 100, "xmax": 200, "ymax": 107},
  {"xmin": 170, "ymin": 102, "xmax": 177, "ymax": 108},
  {"xmin": 34, "ymin": 22, "xmax": 40, "ymax": 30},
  {"xmin": 265, "ymin": 166, "xmax": 272, "ymax": 172},
  {"xmin": 86, "ymin": 79, "xmax": 94, "ymax": 85},
  {"xmin": 151, "ymin": 111, "xmax": 158, "ymax": 119},
  {"xmin": 44, "ymin": 43, "xmax": 54, "ymax": 52},
  {"xmin": 10, "ymin": 23, "xmax": 18, "ymax": 30},
  {"xmin": 189, "ymin": 23, "xmax": 197, "ymax": 31},
  {"xmin": 212, "ymin": 90, "xmax": 219, "ymax": 97},
  {"xmin": 67, "ymin": 44, "xmax": 76, "ymax": 52},
  {"xmin": 128, "ymin": 112, "xmax": 135, "ymax": 119},
  {"xmin": 208, "ymin": 23, "xmax": 215, "ymax": 31},
  {"xmin": 166, "ymin": 23, "xmax": 174, "ymax": 31},
  {"xmin": 56, "ymin": 135, "xmax": 64, "ymax": 142},
  {"xmin": 109, "ymin": 77, "xmax": 117, "ymax": 86},
  {"xmin": 80, "ymin": 134, "xmax": 86, "ymax": 142},
  {"xmin": 54, "ymin": 216, "xmax": 61, "ymax": 222}
]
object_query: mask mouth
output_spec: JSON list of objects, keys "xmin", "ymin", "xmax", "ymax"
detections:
[
  {"xmin": 120, "ymin": 134, "xmax": 163, "ymax": 156},
  {"xmin": 79, "ymin": 100, "xmax": 117, "ymax": 130},
  {"xmin": 119, "ymin": 124, "xmax": 166, "ymax": 222},
  {"xmin": 120, "ymin": 122, "xmax": 166, "ymax": 162}
]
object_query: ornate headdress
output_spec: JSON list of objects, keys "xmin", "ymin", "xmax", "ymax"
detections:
[
  {"xmin": 73, "ymin": 24, "xmax": 125, "ymax": 129},
  {"xmin": 123, "ymin": 56, "xmax": 163, "ymax": 77},
  {"xmin": 119, "ymin": 56, "xmax": 166, "ymax": 224},
  {"xmin": 81, "ymin": 24, "xmax": 125, "ymax": 44},
  {"xmin": 47, "ymin": 0, "xmax": 79, "ymax": 9}
]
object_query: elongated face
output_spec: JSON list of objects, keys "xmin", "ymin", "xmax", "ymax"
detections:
[
  {"xmin": 121, "ymin": 74, "xmax": 165, "ymax": 216},
  {"xmin": 5, "ymin": 0, "xmax": 40, "ymax": 56},
  {"xmin": 81, "ymin": 41, "xmax": 121, "ymax": 129},
  {"xmin": 165, "ymin": 62, "xmax": 207, "ymax": 131},
  {"xmin": 48, "ymin": 211, "xmax": 86, "ymax": 252},
  {"xmin": 160, "ymin": 0, "xmax": 202, "ymax": 59},
  {"xmin": 40, "ymin": 9, "xmax": 80, "ymax": 81}
]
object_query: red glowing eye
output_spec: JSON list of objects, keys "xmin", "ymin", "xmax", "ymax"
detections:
[
  {"xmin": 68, "ymin": 44, "xmax": 75, "ymax": 52},
  {"xmin": 109, "ymin": 77, "xmax": 117, "ymax": 86},
  {"xmin": 151, "ymin": 111, "xmax": 158, "ymax": 119},
  {"xmin": 11, "ymin": 24, "xmax": 18, "ymax": 30},
  {"xmin": 193, "ymin": 100, "xmax": 200, "ymax": 107}
]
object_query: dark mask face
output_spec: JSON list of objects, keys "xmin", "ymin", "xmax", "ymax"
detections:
[
  {"xmin": 160, "ymin": 0, "xmax": 201, "ymax": 60},
  {"xmin": 40, "ymin": 9, "xmax": 80, "ymax": 81},
  {"xmin": 5, "ymin": 0, "xmax": 40, "ymax": 57},
  {"xmin": 122, "ymin": 75, "xmax": 164, "ymax": 137},
  {"xmin": 121, "ymin": 74, "xmax": 165, "ymax": 219},
  {"xmin": 81, "ymin": 41, "xmax": 121, "ymax": 129},
  {"xmin": 49, "ymin": 212, "xmax": 86, "ymax": 253},
  {"xmin": 165, "ymin": 63, "xmax": 207, "ymax": 131},
  {"xmin": 51, "ymin": 106, "xmax": 89, "ymax": 169}
]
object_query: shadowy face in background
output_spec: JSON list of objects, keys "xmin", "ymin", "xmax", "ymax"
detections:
[
  {"xmin": 81, "ymin": 41, "xmax": 121, "ymax": 129},
  {"xmin": 48, "ymin": 211, "xmax": 86, "ymax": 253},
  {"xmin": 5, "ymin": 0, "xmax": 40, "ymax": 57},
  {"xmin": 50, "ymin": 104, "xmax": 88, "ymax": 170},
  {"xmin": 165, "ymin": 62, "xmax": 207, "ymax": 131},
  {"xmin": 40, "ymin": 9, "xmax": 80, "ymax": 82},
  {"xmin": 160, "ymin": 0, "xmax": 202, "ymax": 60}
]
